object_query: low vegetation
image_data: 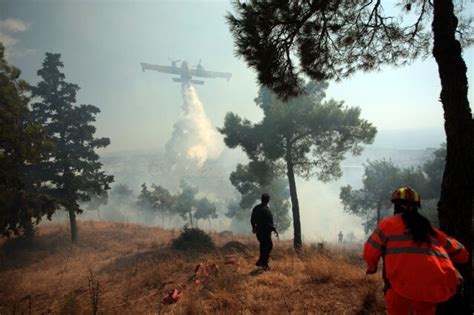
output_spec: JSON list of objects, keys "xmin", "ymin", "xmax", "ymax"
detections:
[
  {"xmin": 0, "ymin": 221, "xmax": 385, "ymax": 314},
  {"xmin": 170, "ymin": 227, "xmax": 216, "ymax": 252}
]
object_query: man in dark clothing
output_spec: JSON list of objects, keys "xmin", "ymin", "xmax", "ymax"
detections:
[
  {"xmin": 251, "ymin": 193, "xmax": 278, "ymax": 270},
  {"xmin": 338, "ymin": 230, "xmax": 343, "ymax": 243}
]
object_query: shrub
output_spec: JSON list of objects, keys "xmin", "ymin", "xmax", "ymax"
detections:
[{"xmin": 170, "ymin": 227, "xmax": 216, "ymax": 252}]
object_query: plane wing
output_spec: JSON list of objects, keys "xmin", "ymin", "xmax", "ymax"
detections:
[
  {"xmin": 190, "ymin": 69, "xmax": 232, "ymax": 81},
  {"xmin": 141, "ymin": 63, "xmax": 180, "ymax": 75}
]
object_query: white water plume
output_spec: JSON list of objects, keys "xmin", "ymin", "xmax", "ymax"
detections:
[{"xmin": 165, "ymin": 85, "xmax": 223, "ymax": 167}]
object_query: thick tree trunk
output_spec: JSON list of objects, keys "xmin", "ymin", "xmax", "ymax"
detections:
[
  {"xmin": 376, "ymin": 201, "xmax": 381, "ymax": 224},
  {"xmin": 432, "ymin": 0, "xmax": 473, "ymax": 310},
  {"xmin": 286, "ymin": 145, "xmax": 302, "ymax": 251},
  {"xmin": 23, "ymin": 219, "xmax": 35, "ymax": 240},
  {"xmin": 68, "ymin": 208, "xmax": 78, "ymax": 243}
]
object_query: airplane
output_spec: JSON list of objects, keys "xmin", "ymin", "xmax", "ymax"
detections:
[{"xmin": 140, "ymin": 59, "xmax": 232, "ymax": 85}]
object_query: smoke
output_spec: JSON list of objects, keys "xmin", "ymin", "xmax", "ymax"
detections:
[
  {"xmin": 0, "ymin": 18, "xmax": 33, "ymax": 59},
  {"xmin": 0, "ymin": 18, "xmax": 29, "ymax": 32},
  {"xmin": 297, "ymin": 178, "xmax": 365, "ymax": 243},
  {"xmin": 165, "ymin": 85, "xmax": 223, "ymax": 167}
]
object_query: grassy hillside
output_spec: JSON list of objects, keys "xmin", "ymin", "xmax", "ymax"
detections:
[{"xmin": 0, "ymin": 221, "xmax": 385, "ymax": 314}]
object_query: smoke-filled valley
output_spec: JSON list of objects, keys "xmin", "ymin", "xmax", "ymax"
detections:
[{"xmin": 72, "ymin": 128, "xmax": 441, "ymax": 244}]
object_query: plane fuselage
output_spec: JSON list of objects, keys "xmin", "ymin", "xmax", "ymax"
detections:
[
  {"xmin": 180, "ymin": 61, "xmax": 192, "ymax": 82},
  {"xmin": 140, "ymin": 59, "xmax": 231, "ymax": 86}
]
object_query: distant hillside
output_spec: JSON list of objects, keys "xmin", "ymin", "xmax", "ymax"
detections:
[
  {"xmin": 99, "ymin": 140, "xmax": 438, "ymax": 199},
  {"xmin": 99, "ymin": 149, "xmax": 246, "ymax": 197},
  {"xmin": 94, "ymin": 130, "xmax": 442, "ymax": 238},
  {"xmin": 371, "ymin": 128, "xmax": 444, "ymax": 150}
]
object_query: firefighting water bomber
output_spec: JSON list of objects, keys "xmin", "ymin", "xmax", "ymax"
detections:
[{"xmin": 140, "ymin": 58, "xmax": 232, "ymax": 85}]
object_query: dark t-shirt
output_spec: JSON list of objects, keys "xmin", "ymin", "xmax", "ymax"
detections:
[{"xmin": 251, "ymin": 203, "xmax": 275, "ymax": 233}]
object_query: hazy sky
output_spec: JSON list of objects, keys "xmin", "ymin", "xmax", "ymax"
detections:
[{"xmin": 1, "ymin": 0, "xmax": 473, "ymax": 153}]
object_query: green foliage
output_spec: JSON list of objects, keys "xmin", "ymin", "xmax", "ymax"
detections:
[
  {"xmin": 170, "ymin": 226, "xmax": 216, "ymax": 252},
  {"xmin": 227, "ymin": 0, "xmax": 472, "ymax": 98},
  {"xmin": 220, "ymin": 82, "xmax": 375, "ymax": 247},
  {"xmin": 194, "ymin": 197, "xmax": 218, "ymax": 227},
  {"xmin": 175, "ymin": 180, "xmax": 198, "ymax": 226},
  {"xmin": 175, "ymin": 183, "xmax": 220, "ymax": 228},
  {"xmin": 227, "ymin": 160, "xmax": 291, "ymax": 232},
  {"xmin": 153, "ymin": 185, "xmax": 175, "ymax": 216},
  {"xmin": 30, "ymin": 52, "xmax": 113, "ymax": 241},
  {"xmin": 340, "ymin": 159, "xmax": 407, "ymax": 233},
  {"xmin": 227, "ymin": 0, "xmax": 473, "ymax": 295},
  {"xmin": 221, "ymin": 82, "xmax": 376, "ymax": 181},
  {"xmin": 136, "ymin": 183, "xmax": 154, "ymax": 210},
  {"xmin": 136, "ymin": 183, "xmax": 175, "ymax": 217},
  {"xmin": 226, "ymin": 199, "xmax": 247, "ymax": 221},
  {"xmin": 135, "ymin": 181, "xmax": 219, "ymax": 228},
  {"xmin": 230, "ymin": 160, "xmax": 274, "ymax": 207},
  {"xmin": 340, "ymin": 147, "xmax": 445, "ymax": 232},
  {"xmin": 0, "ymin": 43, "xmax": 56, "ymax": 237}
]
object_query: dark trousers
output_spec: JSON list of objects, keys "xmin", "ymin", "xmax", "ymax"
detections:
[{"xmin": 256, "ymin": 231, "xmax": 273, "ymax": 266}]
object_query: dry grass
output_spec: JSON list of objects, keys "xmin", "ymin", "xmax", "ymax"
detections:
[{"xmin": 0, "ymin": 221, "xmax": 385, "ymax": 314}]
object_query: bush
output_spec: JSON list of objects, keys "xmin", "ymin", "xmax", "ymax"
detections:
[{"xmin": 170, "ymin": 227, "xmax": 216, "ymax": 252}]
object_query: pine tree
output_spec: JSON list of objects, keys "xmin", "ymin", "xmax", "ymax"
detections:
[
  {"xmin": 340, "ymin": 160, "xmax": 428, "ymax": 233},
  {"xmin": 194, "ymin": 197, "xmax": 218, "ymax": 229},
  {"xmin": 31, "ymin": 53, "xmax": 113, "ymax": 243},
  {"xmin": 220, "ymin": 82, "xmax": 376, "ymax": 250},
  {"xmin": 0, "ymin": 43, "xmax": 55, "ymax": 237},
  {"xmin": 175, "ymin": 180, "xmax": 198, "ymax": 227}
]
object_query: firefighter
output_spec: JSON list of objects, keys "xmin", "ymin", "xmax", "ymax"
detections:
[
  {"xmin": 251, "ymin": 193, "xmax": 278, "ymax": 270},
  {"xmin": 363, "ymin": 187, "xmax": 468, "ymax": 315},
  {"xmin": 338, "ymin": 230, "xmax": 344, "ymax": 243}
]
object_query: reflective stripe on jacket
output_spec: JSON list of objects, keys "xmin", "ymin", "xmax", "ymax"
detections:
[{"xmin": 363, "ymin": 214, "xmax": 468, "ymax": 303}]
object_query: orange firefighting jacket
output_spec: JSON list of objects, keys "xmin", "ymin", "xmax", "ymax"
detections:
[{"xmin": 363, "ymin": 214, "xmax": 468, "ymax": 303}]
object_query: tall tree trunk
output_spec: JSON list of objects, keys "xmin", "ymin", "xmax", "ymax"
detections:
[
  {"xmin": 208, "ymin": 217, "xmax": 211, "ymax": 230},
  {"xmin": 162, "ymin": 210, "xmax": 165, "ymax": 228},
  {"xmin": 286, "ymin": 143, "xmax": 302, "ymax": 251},
  {"xmin": 68, "ymin": 208, "xmax": 78, "ymax": 243},
  {"xmin": 376, "ymin": 200, "xmax": 381, "ymax": 225},
  {"xmin": 432, "ymin": 0, "xmax": 473, "ymax": 310},
  {"xmin": 189, "ymin": 211, "xmax": 194, "ymax": 228},
  {"xmin": 23, "ymin": 218, "xmax": 35, "ymax": 240}
]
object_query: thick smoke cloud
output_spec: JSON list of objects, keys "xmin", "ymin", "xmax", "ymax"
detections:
[{"xmin": 165, "ymin": 85, "xmax": 223, "ymax": 167}]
